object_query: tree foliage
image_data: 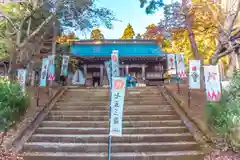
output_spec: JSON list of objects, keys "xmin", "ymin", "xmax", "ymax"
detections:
[
  {"xmin": 158, "ymin": 2, "xmax": 185, "ymax": 30},
  {"xmin": 160, "ymin": 1, "xmax": 220, "ymax": 64},
  {"xmin": 143, "ymin": 24, "xmax": 164, "ymax": 43},
  {"xmin": 90, "ymin": 28, "xmax": 104, "ymax": 40},
  {"xmin": 121, "ymin": 23, "xmax": 135, "ymax": 39},
  {"xmin": 139, "ymin": 1, "xmax": 201, "ymax": 60},
  {"xmin": 135, "ymin": 33, "xmax": 142, "ymax": 39},
  {"xmin": 139, "ymin": 0, "xmax": 230, "ymax": 69},
  {"xmin": 139, "ymin": 0, "xmax": 164, "ymax": 14},
  {"xmin": 209, "ymin": 0, "xmax": 240, "ymax": 65},
  {"xmin": 0, "ymin": 0, "xmax": 116, "ymax": 77},
  {"xmin": 0, "ymin": 2, "xmax": 21, "ymax": 60},
  {"xmin": 56, "ymin": 32, "xmax": 79, "ymax": 44}
]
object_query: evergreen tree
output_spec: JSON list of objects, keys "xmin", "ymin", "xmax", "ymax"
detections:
[
  {"xmin": 135, "ymin": 33, "xmax": 142, "ymax": 39},
  {"xmin": 121, "ymin": 23, "xmax": 135, "ymax": 39}
]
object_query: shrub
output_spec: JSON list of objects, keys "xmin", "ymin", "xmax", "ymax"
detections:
[
  {"xmin": 205, "ymin": 70, "xmax": 240, "ymax": 150},
  {"xmin": 0, "ymin": 77, "xmax": 28, "ymax": 159},
  {"xmin": 0, "ymin": 77, "xmax": 29, "ymax": 132}
]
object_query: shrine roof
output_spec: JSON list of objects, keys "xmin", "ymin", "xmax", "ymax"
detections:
[{"xmin": 71, "ymin": 40, "xmax": 165, "ymax": 57}]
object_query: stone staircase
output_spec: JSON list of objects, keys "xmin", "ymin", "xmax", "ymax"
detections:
[{"xmin": 21, "ymin": 87, "xmax": 204, "ymax": 160}]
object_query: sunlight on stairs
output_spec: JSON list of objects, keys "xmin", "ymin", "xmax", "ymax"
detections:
[{"xmin": 21, "ymin": 87, "xmax": 204, "ymax": 160}]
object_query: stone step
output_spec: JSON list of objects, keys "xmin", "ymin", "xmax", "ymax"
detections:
[
  {"xmin": 56, "ymin": 101, "xmax": 169, "ymax": 106},
  {"xmin": 67, "ymin": 88, "xmax": 108, "ymax": 91},
  {"xmin": 127, "ymin": 91, "xmax": 161, "ymax": 94},
  {"xmin": 40, "ymin": 120, "xmax": 184, "ymax": 128},
  {"xmin": 67, "ymin": 87, "xmax": 159, "ymax": 91},
  {"xmin": 64, "ymin": 93, "xmax": 161, "ymax": 96},
  {"xmin": 65, "ymin": 89, "xmax": 108, "ymax": 92},
  {"xmin": 128, "ymin": 87, "xmax": 159, "ymax": 89},
  {"xmin": 63, "ymin": 94, "xmax": 108, "ymax": 98},
  {"xmin": 58, "ymin": 97, "xmax": 166, "ymax": 102},
  {"xmin": 45, "ymin": 114, "xmax": 179, "ymax": 121},
  {"xmin": 59, "ymin": 98, "xmax": 109, "ymax": 101},
  {"xmin": 29, "ymin": 133, "xmax": 195, "ymax": 143},
  {"xmin": 21, "ymin": 87, "xmax": 204, "ymax": 160},
  {"xmin": 53, "ymin": 105, "xmax": 172, "ymax": 111},
  {"xmin": 22, "ymin": 151, "xmax": 204, "ymax": 160},
  {"xmin": 35, "ymin": 126, "xmax": 188, "ymax": 135},
  {"xmin": 126, "ymin": 94, "xmax": 161, "ymax": 96},
  {"xmin": 56, "ymin": 102, "xmax": 108, "ymax": 106},
  {"xmin": 64, "ymin": 94, "xmax": 161, "ymax": 97},
  {"xmin": 23, "ymin": 142, "xmax": 200, "ymax": 153},
  {"xmin": 48, "ymin": 110, "xmax": 175, "ymax": 116}
]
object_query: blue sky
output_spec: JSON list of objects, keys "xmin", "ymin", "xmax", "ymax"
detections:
[{"xmin": 77, "ymin": 0, "xmax": 173, "ymax": 39}]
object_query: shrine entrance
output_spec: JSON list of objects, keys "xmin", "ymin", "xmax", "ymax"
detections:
[{"xmin": 71, "ymin": 40, "xmax": 167, "ymax": 86}]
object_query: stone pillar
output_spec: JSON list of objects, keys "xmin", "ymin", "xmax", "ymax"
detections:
[
  {"xmin": 100, "ymin": 64, "xmax": 104, "ymax": 86},
  {"xmin": 142, "ymin": 65, "xmax": 145, "ymax": 80},
  {"xmin": 125, "ymin": 64, "xmax": 129, "ymax": 75}
]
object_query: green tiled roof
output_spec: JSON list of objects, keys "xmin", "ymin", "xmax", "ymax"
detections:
[{"xmin": 71, "ymin": 40, "xmax": 164, "ymax": 57}]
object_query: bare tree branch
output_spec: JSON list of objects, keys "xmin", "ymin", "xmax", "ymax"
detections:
[
  {"xmin": 226, "ymin": 0, "xmax": 240, "ymax": 35},
  {"xmin": 18, "ymin": 14, "xmax": 54, "ymax": 48}
]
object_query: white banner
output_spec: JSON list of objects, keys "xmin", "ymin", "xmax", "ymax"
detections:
[
  {"xmin": 111, "ymin": 50, "xmax": 120, "ymax": 77},
  {"xmin": 39, "ymin": 57, "xmax": 50, "ymax": 87},
  {"xmin": 203, "ymin": 65, "xmax": 221, "ymax": 101},
  {"xmin": 110, "ymin": 77, "xmax": 127, "ymax": 136},
  {"xmin": 189, "ymin": 60, "xmax": 201, "ymax": 89},
  {"xmin": 176, "ymin": 54, "xmax": 187, "ymax": 78},
  {"xmin": 167, "ymin": 54, "xmax": 176, "ymax": 75},
  {"xmin": 60, "ymin": 55, "xmax": 69, "ymax": 76},
  {"xmin": 0, "ymin": 0, "xmax": 25, "ymax": 3},
  {"xmin": 17, "ymin": 69, "xmax": 27, "ymax": 92},
  {"xmin": 48, "ymin": 55, "xmax": 55, "ymax": 80}
]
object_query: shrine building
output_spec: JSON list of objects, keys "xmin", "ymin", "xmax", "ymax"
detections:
[{"xmin": 71, "ymin": 39, "xmax": 167, "ymax": 86}]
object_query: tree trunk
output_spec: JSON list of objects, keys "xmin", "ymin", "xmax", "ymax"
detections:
[
  {"xmin": 182, "ymin": 0, "xmax": 201, "ymax": 61},
  {"xmin": 226, "ymin": 52, "xmax": 240, "ymax": 78},
  {"xmin": 185, "ymin": 16, "xmax": 201, "ymax": 61},
  {"xmin": 182, "ymin": 0, "xmax": 204, "ymax": 88},
  {"xmin": 8, "ymin": 47, "xmax": 18, "ymax": 80}
]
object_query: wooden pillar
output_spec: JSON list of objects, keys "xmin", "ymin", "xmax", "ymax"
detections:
[
  {"xmin": 100, "ymin": 64, "xmax": 104, "ymax": 86},
  {"xmin": 31, "ymin": 71, "xmax": 35, "ymax": 86},
  {"xmin": 160, "ymin": 63, "xmax": 164, "ymax": 79},
  {"xmin": 84, "ymin": 64, "xmax": 87, "ymax": 76},
  {"xmin": 125, "ymin": 64, "xmax": 129, "ymax": 75},
  {"xmin": 142, "ymin": 65, "xmax": 145, "ymax": 80}
]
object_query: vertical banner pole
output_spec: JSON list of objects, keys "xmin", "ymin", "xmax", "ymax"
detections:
[
  {"xmin": 49, "ymin": 20, "xmax": 57, "ymax": 97},
  {"xmin": 107, "ymin": 61, "xmax": 112, "ymax": 160},
  {"xmin": 108, "ymin": 77, "xmax": 127, "ymax": 160},
  {"xmin": 175, "ymin": 54, "xmax": 180, "ymax": 93},
  {"xmin": 107, "ymin": 91, "xmax": 112, "ymax": 160},
  {"xmin": 36, "ymin": 86, "xmax": 40, "ymax": 107},
  {"xmin": 107, "ymin": 50, "xmax": 120, "ymax": 160}
]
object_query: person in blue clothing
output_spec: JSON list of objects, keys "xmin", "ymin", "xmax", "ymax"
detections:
[
  {"xmin": 126, "ymin": 73, "xmax": 137, "ymax": 88},
  {"xmin": 127, "ymin": 74, "xmax": 132, "ymax": 88},
  {"xmin": 131, "ymin": 73, "xmax": 137, "ymax": 87}
]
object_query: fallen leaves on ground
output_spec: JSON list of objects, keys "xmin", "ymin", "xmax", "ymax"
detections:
[
  {"xmin": 0, "ymin": 146, "xmax": 23, "ymax": 160},
  {"xmin": 204, "ymin": 151, "xmax": 240, "ymax": 160}
]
